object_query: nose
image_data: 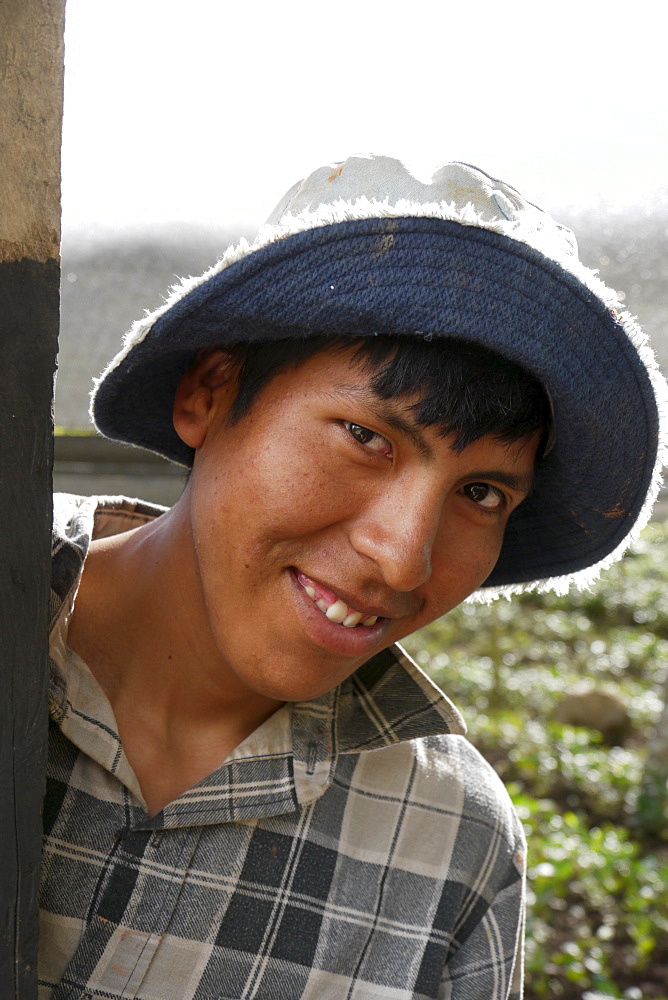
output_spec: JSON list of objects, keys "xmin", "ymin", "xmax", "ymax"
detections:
[{"xmin": 349, "ymin": 479, "xmax": 443, "ymax": 592}]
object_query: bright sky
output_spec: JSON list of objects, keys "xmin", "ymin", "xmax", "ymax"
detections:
[{"xmin": 61, "ymin": 0, "xmax": 668, "ymax": 235}]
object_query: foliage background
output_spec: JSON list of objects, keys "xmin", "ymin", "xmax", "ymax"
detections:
[{"xmin": 405, "ymin": 523, "xmax": 668, "ymax": 1000}]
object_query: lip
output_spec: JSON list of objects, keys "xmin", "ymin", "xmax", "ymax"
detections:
[
  {"xmin": 294, "ymin": 569, "xmax": 403, "ymax": 621},
  {"xmin": 288, "ymin": 569, "xmax": 392, "ymax": 658}
]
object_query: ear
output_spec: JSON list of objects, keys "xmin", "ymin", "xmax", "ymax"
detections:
[{"xmin": 173, "ymin": 348, "xmax": 236, "ymax": 450}]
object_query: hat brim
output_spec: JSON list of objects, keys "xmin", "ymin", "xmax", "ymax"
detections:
[{"xmin": 92, "ymin": 217, "xmax": 660, "ymax": 590}]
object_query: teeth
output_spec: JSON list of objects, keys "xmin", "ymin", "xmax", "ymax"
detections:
[
  {"xmin": 325, "ymin": 600, "xmax": 348, "ymax": 624},
  {"xmin": 300, "ymin": 575, "xmax": 378, "ymax": 628}
]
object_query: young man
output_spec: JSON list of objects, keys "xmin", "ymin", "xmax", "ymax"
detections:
[{"xmin": 42, "ymin": 157, "xmax": 666, "ymax": 1000}]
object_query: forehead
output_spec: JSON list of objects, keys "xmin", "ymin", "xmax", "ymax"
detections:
[
  {"xmin": 237, "ymin": 347, "xmax": 537, "ymax": 460},
  {"xmin": 255, "ymin": 345, "xmax": 418, "ymax": 413},
  {"xmin": 235, "ymin": 343, "xmax": 392, "ymax": 405},
  {"xmin": 214, "ymin": 335, "xmax": 548, "ymax": 473}
]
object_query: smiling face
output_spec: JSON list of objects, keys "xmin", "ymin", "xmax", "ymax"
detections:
[{"xmin": 172, "ymin": 345, "xmax": 541, "ymax": 704}]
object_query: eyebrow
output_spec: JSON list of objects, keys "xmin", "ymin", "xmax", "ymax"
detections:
[
  {"xmin": 326, "ymin": 383, "xmax": 537, "ymax": 496},
  {"xmin": 329, "ymin": 384, "xmax": 434, "ymax": 459}
]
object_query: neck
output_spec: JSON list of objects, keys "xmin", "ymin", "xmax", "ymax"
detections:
[{"xmin": 66, "ymin": 496, "xmax": 282, "ymax": 815}]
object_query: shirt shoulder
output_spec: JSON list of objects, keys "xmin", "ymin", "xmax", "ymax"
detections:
[{"xmin": 339, "ymin": 731, "xmax": 525, "ymax": 876}]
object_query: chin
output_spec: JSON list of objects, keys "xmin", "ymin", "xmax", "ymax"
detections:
[
  {"xmin": 247, "ymin": 660, "xmax": 356, "ymax": 705},
  {"xmin": 260, "ymin": 678, "xmax": 340, "ymax": 704}
]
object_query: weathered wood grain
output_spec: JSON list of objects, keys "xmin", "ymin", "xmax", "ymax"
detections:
[{"xmin": 0, "ymin": 1, "xmax": 65, "ymax": 995}]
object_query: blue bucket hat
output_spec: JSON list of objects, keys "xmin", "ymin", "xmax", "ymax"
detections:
[{"xmin": 91, "ymin": 155, "xmax": 668, "ymax": 594}]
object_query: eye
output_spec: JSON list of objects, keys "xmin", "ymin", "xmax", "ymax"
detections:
[
  {"xmin": 343, "ymin": 421, "xmax": 392, "ymax": 455},
  {"xmin": 461, "ymin": 482, "xmax": 506, "ymax": 510}
]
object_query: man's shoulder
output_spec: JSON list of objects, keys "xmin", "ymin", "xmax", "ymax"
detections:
[
  {"xmin": 50, "ymin": 492, "xmax": 166, "ymax": 625},
  {"xmin": 52, "ymin": 492, "xmax": 166, "ymax": 542},
  {"xmin": 348, "ymin": 731, "xmax": 524, "ymax": 852}
]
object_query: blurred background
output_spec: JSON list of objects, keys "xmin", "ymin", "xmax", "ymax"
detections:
[{"xmin": 58, "ymin": 1, "xmax": 668, "ymax": 996}]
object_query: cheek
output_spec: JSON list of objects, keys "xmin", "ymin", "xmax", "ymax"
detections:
[
  {"xmin": 425, "ymin": 524, "xmax": 506, "ymax": 617},
  {"xmin": 196, "ymin": 430, "xmax": 355, "ymax": 548},
  {"xmin": 251, "ymin": 425, "xmax": 371, "ymax": 531}
]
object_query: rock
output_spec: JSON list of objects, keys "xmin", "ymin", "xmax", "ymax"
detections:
[{"xmin": 553, "ymin": 688, "xmax": 632, "ymax": 745}]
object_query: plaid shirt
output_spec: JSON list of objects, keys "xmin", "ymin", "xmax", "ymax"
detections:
[{"xmin": 40, "ymin": 494, "xmax": 526, "ymax": 1000}]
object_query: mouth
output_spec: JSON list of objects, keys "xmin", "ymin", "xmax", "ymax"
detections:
[{"xmin": 295, "ymin": 571, "xmax": 382, "ymax": 628}]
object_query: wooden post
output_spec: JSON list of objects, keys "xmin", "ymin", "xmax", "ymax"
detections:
[{"xmin": 0, "ymin": 1, "xmax": 65, "ymax": 995}]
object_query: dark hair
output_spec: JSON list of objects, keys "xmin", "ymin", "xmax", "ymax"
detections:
[{"xmin": 225, "ymin": 335, "xmax": 551, "ymax": 453}]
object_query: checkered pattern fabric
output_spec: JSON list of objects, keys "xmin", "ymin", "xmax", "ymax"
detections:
[{"xmin": 40, "ymin": 495, "xmax": 526, "ymax": 999}]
